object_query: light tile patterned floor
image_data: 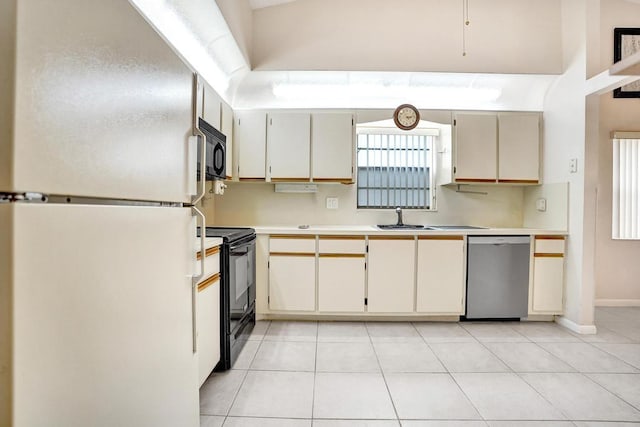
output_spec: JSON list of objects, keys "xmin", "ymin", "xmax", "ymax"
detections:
[{"xmin": 200, "ymin": 307, "xmax": 640, "ymax": 426}]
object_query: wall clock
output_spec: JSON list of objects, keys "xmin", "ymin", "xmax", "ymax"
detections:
[{"xmin": 393, "ymin": 104, "xmax": 420, "ymax": 130}]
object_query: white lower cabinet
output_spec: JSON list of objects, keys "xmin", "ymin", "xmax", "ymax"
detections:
[
  {"xmin": 416, "ymin": 237, "xmax": 466, "ymax": 314},
  {"xmin": 197, "ymin": 274, "xmax": 220, "ymax": 387},
  {"xmin": 530, "ymin": 236, "xmax": 565, "ymax": 314},
  {"xmin": 367, "ymin": 237, "xmax": 415, "ymax": 313},
  {"xmin": 269, "ymin": 255, "xmax": 316, "ymax": 311},
  {"xmin": 196, "ymin": 244, "xmax": 221, "ymax": 387},
  {"xmin": 268, "ymin": 236, "xmax": 316, "ymax": 311},
  {"xmin": 318, "ymin": 256, "xmax": 366, "ymax": 312},
  {"xmin": 258, "ymin": 232, "xmax": 566, "ymax": 318},
  {"xmin": 318, "ymin": 236, "xmax": 366, "ymax": 312},
  {"xmin": 531, "ymin": 257, "xmax": 564, "ymax": 313}
]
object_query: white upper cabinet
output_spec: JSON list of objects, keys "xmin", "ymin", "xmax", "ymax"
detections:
[
  {"xmin": 450, "ymin": 111, "xmax": 541, "ymax": 185},
  {"xmin": 235, "ymin": 111, "xmax": 267, "ymax": 180},
  {"xmin": 221, "ymin": 102, "xmax": 233, "ymax": 180},
  {"xmin": 311, "ymin": 113, "xmax": 354, "ymax": 183},
  {"xmin": 202, "ymin": 82, "xmax": 221, "ymax": 130},
  {"xmin": 498, "ymin": 113, "xmax": 540, "ymax": 183},
  {"xmin": 267, "ymin": 113, "xmax": 311, "ymax": 181},
  {"xmin": 453, "ymin": 113, "xmax": 498, "ymax": 183}
]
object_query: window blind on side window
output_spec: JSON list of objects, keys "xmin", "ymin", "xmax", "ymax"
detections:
[
  {"xmin": 356, "ymin": 133, "xmax": 434, "ymax": 209},
  {"xmin": 613, "ymin": 135, "xmax": 640, "ymax": 240}
]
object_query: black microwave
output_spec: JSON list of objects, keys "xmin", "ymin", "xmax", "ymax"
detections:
[{"xmin": 197, "ymin": 117, "xmax": 226, "ymax": 181}]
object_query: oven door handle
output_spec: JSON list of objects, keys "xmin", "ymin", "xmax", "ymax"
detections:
[
  {"xmin": 229, "ymin": 237, "xmax": 256, "ymax": 253},
  {"xmin": 230, "ymin": 248, "xmax": 249, "ymax": 255}
]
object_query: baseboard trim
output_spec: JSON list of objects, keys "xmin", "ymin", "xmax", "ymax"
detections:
[
  {"xmin": 595, "ymin": 299, "xmax": 640, "ymax": 307},
  {"xmin": 555, "ymin": 316, "xmax": 597, "ymax": 335}
]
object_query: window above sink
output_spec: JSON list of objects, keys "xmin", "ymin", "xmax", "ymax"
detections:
[{"xmin": 356, "ymin": 124, "xmax": 440, "ymax": 211}]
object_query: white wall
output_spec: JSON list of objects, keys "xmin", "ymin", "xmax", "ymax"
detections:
[
  {"xmin": 0, "ymin": 0, "xmax": 15, "ymax": 190},
  {"xmin": 213, "ymin": 182, "xmax": 525, "ymax": 228},
  {"xmin": 523, "ymin": 183, "xmax": 569, "ymax": 230},
  {"xmin": 251, "ymin": 0, "xmax": 562, "ymax": 74},
  {"xmin": 594, "ymin": 0, "xmax": 640, "ymax": 305},
  {"xmin": 199, "ymin": 182, "xmax": 217, "ymax": 225},
  {"xmin": 542, "ymin": 0, "xmax": 595, "ymax": 330}
]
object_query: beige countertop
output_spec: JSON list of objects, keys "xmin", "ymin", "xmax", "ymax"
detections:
[
  {"xmin": 194, "ymin": 237, "xmax": 223, "ymax": 253},
  {"xmin": 253, "ymin": 225, "xmax": 567, "ymax": 236}
]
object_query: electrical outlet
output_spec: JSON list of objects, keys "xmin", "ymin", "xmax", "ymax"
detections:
[
  {"xmin": 326, "ymin": 197, "xmax": 339, "ymax": 209},
  {"xmin": 536, "ymin": 198, "xmax": 547, "ymax": 212},
  {"xmin": 570, "ymin": 158, "xmax": 578, "ymax": 173}
]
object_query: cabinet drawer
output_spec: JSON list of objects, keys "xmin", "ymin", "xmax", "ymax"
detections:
[
  {"xmin": 318, "ymin": 236, "xmax": 365, "ymax": 254},
  {"xmin": 534, "ymin": 237, "xmax": 565, "ymax": 254},
  {"xmin": 197, "ymin": 272, "xmax": 220, "ymax": 292},
  {"xmin": 270, "ymin": 236, "xmax": 316, "ymax": 253},
  {"xmin": 196, "ymin": 245, "xmax": 220, "ymax": 278}
]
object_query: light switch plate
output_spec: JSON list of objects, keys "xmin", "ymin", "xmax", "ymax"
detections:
[
  {"xmin": 570, "ymin": 158, "xmax": 578, "ymax": 173},
  {"xmin": 326, "ymin": 197, "xmax": 339, "ymax": 209},
  {"xmin": 536, "ymin": 198, "xmax": 547, "ymax": 212}
]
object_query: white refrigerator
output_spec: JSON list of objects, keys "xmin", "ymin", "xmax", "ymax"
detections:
[{"xmin": 1, "ymin": 0, "xmax": 207, "ymax": 426}]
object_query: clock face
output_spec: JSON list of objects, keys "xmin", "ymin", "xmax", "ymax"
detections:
[{"xmin": 394, "ymin": 104, "xmax": 420, "ymax": 130}]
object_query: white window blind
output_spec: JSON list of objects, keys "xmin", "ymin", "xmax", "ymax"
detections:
[
  {"xmin": 613, "ymin": 135, "xmax": 640, "ymax": 240},
  {"xmin": 357, "ymin": 133, "xmax": 435, "ymax": 209}
]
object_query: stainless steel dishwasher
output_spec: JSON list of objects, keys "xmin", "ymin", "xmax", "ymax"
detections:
[{"xmin": 466, "ymin": 236, "xmax": 530, "ymax": 320}]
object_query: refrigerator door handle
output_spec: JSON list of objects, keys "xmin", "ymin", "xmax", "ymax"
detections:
[
  {"xmin": 192, "ymin": 74, "xmax": 207, "ymax": 206},
  {"xmin": 192, "ymin": 206, "xmax": 206, "ymax": 282},
  {"xmin": 191, "ymin": 205, "xmax": 206, "ymax": 353}
]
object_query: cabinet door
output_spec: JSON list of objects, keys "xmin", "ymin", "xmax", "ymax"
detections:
[
  {"xmin": 269, "ymin": 255, "xmax": 316, "ymax": 311},
  {"xmin": 221, "ymin": 102, "xmax": 234, "ymax": 180},
  {"xmin": 235, "ymin": 111, "xmax": 267, "ymax": 180},
  {"xmin": 498, "ymin": 113, "xmax": 540, "ymax": 183},
  {"xmin": 367, "ymin": 238, "xmax": 415, "ymax": 313},
  {"xmin": 318, "ymin": 256, "xmax": 365, "ymax": 312},
  {"xmin": 197, "ymin": 275, "xmax": 220, "ymax": 386},
  {"xmin": 267, "ymin": 113, "xmax": 311, "ymax": 181},
  {"xmin": 202, "ymin": 82, "xmax": 221, "ymax": 129},
  {"xmin": 531, "ymin": 256, "xmax": 564, "ymax": 313},
  {"xmin": 312, "ymin": 113, "xmax": 354, "ymax": 182},
  {"xmin": 454, "ymin": 113, "xmax": 497, "ymax": 182},
  {"xmin": 416, "ymin": 237, "xmax": 465, "ymax": 314}
]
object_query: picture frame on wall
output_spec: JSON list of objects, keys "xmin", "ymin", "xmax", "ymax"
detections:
[{"xmin": 614, "ymin": 27, "xmax": 640, "ymax": 98}]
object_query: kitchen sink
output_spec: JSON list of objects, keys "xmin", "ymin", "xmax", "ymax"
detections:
[{"xmin": 377, "ymin": 224, "xmax": 435, "ymax": 230}]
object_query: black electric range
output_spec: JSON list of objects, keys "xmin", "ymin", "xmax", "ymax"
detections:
[
  {"xmin": 199, "ymin": 227, "xmax": 256, "ymax": 371},
  {"xmin": 200, "ymin": 226, "xmax": 255, "ymax": 243}
]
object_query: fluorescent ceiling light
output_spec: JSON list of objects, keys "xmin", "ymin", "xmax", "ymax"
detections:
[
  {"xmin": 272, "ymin": 82, "xmax": 502, "ymax": 104},
  {"xmin": 249, "ymin": 0, "xmax": 298, "ymax": 9},
  {"xmin": 130, "ymin": 0, "xmax": 250, "ymax": 98}
]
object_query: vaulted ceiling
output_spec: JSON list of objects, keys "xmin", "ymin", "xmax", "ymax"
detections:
[{"xmin": 136, "ymin": 0, "xmax": 640, "ymax": 110}]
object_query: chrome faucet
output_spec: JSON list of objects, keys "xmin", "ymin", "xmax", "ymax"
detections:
[{"xmin": 395, "ymin": 207, "xmax": 404, "ymax": 225}]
